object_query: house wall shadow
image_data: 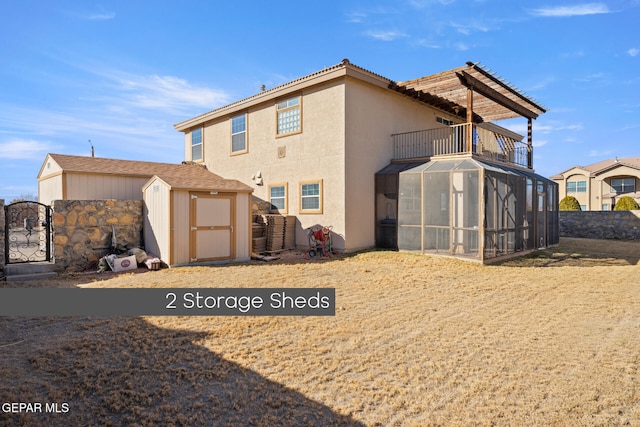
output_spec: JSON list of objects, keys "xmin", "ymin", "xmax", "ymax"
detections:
[{"xmin": 0, "ymin": 315, "xmax": 364, "ymax": 426}]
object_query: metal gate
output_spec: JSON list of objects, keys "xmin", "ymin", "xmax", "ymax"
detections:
[{"xmin": 4, "ymin": 201, "xmax": 52, "ymax": 264}]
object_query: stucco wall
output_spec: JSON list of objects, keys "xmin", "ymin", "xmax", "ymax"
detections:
[
  {"xmin": 559, "ymin": 211, "xmax": 640, "ymax": 239},
  {"xmin": 195, "ymin": 78, "xmax": 348, "ymax": 250},
  {"xmin": 554, "ymin": 165, "xmax": 640, "ymax": 211},
  {"xmin": 52, "ymin": 199, "xmax": 143, "ymax": 272},
  {"xmin": 343, "ymin": 77, "xmax": 458, "ymax": 251}
]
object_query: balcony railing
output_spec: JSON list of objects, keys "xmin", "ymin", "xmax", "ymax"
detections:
[{"xmin": 392, "ymin": 123, "xmax": 531, "ymax": 169}]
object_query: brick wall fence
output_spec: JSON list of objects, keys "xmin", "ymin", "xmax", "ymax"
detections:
[
  {"xmin": 560, "ymin": 211, "xmax": 640, "ymax": 240},
  {"xmin": 52, "ymin": 200, "xmax": 143, "ymax": 272}
]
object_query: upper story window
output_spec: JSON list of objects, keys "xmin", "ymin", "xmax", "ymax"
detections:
[
  {"xmin": 231, "ymin": 114, "xmax": 247, "ymax": 154},
  {"xmin": 566, "ymin": 181, "xmax": 586, "ymax": 193},
  {"xmin": 611, "ymin": 178, "xmax": 635, "ymax": 194},
  {"xmin": 277, "ymin": 96, "xmax": 301, "ymax": 136},
  {"xmin": 191, "ymin": 128, "xmax": 203, "ymax": 161},
  {"xmin": 436, "ymin": 116, "xmax": 455, "ymax": 126}
]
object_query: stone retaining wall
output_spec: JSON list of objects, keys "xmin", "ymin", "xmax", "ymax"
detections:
[
  {"xmin": 559, "ymin": 211, "xmax": 640, "ymax": 240},
  {"xmin": 52, "ymin": 200, "xmax": 143, "ymax": 272}
]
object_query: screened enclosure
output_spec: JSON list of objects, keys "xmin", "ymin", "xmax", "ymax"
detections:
[{"xmin": 397, "ymin": 158, "xmax": 558, "ymax": 262}]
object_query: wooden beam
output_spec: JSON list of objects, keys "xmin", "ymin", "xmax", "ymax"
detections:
[
  {"xmin": 527, "ymin": 118, "xmax": 533, "ymax": 169},
  {"xmin": 467, "ymin": 87, "xmax": 473, "ymax": 152},
  {"xmin": 457, "ymin": 71, "xmax": 539, "ymax": 119}
]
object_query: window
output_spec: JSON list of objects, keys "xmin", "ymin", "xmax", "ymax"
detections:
[
  {"xmin": 602, "ymin": 204, "xmax": 610, "ymax": 211},
  {"xmin": 299, "ymin": 180, "xmax": 322, "ymax": 214},
  {"xmin": 436, "ymin": 116, "xmax": 454, "ymax": 126},
  {"xmin": 580, "ymin": 205, "xmax": 587, "ymax": 211},
  {"xmin": 231, "ymin": 114, "xmax": 247, "ymax": 154},
  {"xmin": 566, "ymin": 181, "xmax": 586, "ymax": 193},
  {"xmin": 191, "ymin": 128, "xmax": 203, "ymax": 161},
  {"xmin": 611, "ymin": 178, "xmax": 635, "ymax": 194},
  {"xmin": 269, "ymin": 183, "xmax": 287, "ymax": 213},
  {"xmin": 277, "ymin": 96, "xmax": 301, "ymax": 136}
]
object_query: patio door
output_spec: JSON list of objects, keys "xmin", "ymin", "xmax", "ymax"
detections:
[{"xmin": 190, "ymin": 192, "xmax": 235, "ymax": 262}]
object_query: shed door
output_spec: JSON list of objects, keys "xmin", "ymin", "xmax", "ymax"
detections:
[{"xmin": 190, "ymin": 192, "xmax": 235, "ymax": 262}]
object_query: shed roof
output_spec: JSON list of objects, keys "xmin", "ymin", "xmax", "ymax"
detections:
[{"xmin": 42, "ymin": 153, "xmax": 252, "ymax": 192}]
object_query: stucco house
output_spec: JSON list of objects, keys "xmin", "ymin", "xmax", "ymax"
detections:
[
  {"xmin": 551, "ymin": 157, "xmax": 640, "ymax": 210},
  {"xmin": 175, "ymin": 59, "xmax": 559, "ymax": 262}
]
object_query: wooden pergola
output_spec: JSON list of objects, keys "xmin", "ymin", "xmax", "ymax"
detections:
[{"xmin": 392, "ymin": 62, "xmax": 547, "ymax": 169}]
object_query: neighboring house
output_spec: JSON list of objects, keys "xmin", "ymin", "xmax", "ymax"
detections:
[
  {"xmin": 175, "ymin": 59, "xmax": 558, "ymax": 262},
  {"xmin": 37, "ymin": 153, "xmax": 253, "ymax": 265},
  {"xmin": 551, "ymin": 157, "xmax": 640, "ymax": 211}
]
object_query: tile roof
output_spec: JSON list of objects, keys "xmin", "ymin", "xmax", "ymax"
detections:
[
  {"xmin": 174, "ymin": 58, "xmax": 392, "ymax": 131},
  {"xmin": 582, "ymin": 157, "xmax": 640, "ymax": 174},
  {"xmin": 47, "ymin": 153, "xmax": 252, "ymax": 192},
  {"xmin": 175, "ymin": 59, "xmax": 547, "ymax": 132},
  {"xmin": 551, "ymin": 157, "xmax": 640, "ymax": 178}
]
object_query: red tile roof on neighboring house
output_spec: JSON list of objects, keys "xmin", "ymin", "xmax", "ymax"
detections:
[{"xmin": 46, "ymin": 153, "xmax": 253, "ymax": 192}]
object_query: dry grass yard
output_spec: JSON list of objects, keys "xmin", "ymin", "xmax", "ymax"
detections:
[{"xmin": 1, "ymin": 237, "xmax": 639, "ymax": 426}]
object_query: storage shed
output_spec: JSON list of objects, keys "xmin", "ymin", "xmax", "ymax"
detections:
[
  {"xmin": 38, "ymin": 153, "xmax": 251, "ymax": 206},
  {"xmin": 143, "ymin": 169, "xmax": 253, "ymax": 266}
]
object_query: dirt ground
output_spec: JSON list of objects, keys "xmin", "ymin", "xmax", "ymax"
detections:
[{"xmin": 1, "ymin": 238, "xmax": 639, "ymax": 426}]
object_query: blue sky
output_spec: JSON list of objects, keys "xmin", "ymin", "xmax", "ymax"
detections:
[{"xmin": 1, "ymin": 0, "xmax": 638, "ymax": 201}]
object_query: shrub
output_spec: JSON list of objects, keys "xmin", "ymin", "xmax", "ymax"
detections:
[
  {"xmin": 613, "ymin": 196, "xmax": 640, "ymax": 210},
  {"xmin": 559, "ymin": 196, "xmax": 581, "ymax": 211}
]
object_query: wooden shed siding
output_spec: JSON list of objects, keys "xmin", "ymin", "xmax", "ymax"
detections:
[
  {"xmin": 38, "ymin": 174, "xmax": 63, "ymax": 205},
  {"xmin": 143, "ymin": 179, "xmax": 170, "ymax": 262},
  {"xmin": 236, "ymin": 192, "xmax": 251, "ymax": 259},
  {"xmin": 172, "ymin": 191, "xmax": 191, "ymax": 265},
  {"xmin": 65, "ymin": 174, "xmax": 149, "ymax": 200},
  {"xmin": 38, "ymin": 155, "xmax": 62, "ymax": 179}
]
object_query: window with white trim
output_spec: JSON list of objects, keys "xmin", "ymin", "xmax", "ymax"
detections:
[
  {"xmin": 231, "ymin": 114, "xmax": 247, "ymax": 154},
  {"xmin": 611, "ymin": 178, "xmax": 635, "ymax": 194},
  {"xmin": 299, "ymin": 180, "xmax": 322, "ymax": 214},
  {"xmin": 269, "ymin": 183, "xmax": 287, "ymax": 213},
  {"xmin": 567, "ymin": 181, "xmax": 586, "ymax": 193},
  {"xmin": 191, "ymin": 128, "xmax": 203, "ymax": 161},
  {"xmin": 277, "ymin": 96, "xmax": 301, "ymax": 136}
]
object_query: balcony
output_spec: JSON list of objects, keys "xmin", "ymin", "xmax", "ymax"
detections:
[{"xmin": 392, "ymin": 123, "xmax": 532, "ymax": 169}]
